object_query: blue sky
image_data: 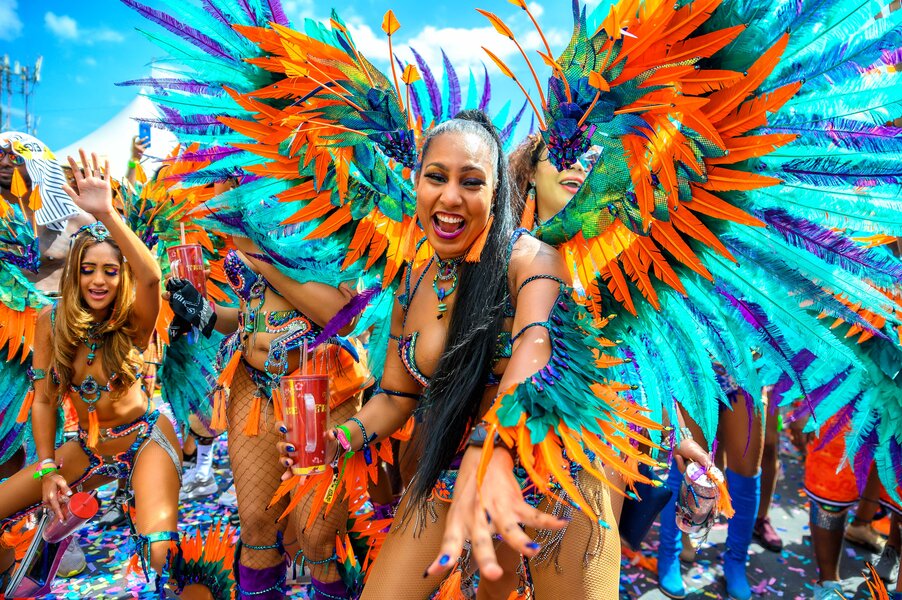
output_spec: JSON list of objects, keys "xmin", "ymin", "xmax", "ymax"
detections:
[{"xmin": 0, "ymin": 0, "xmax": 592, "ymax": 149}]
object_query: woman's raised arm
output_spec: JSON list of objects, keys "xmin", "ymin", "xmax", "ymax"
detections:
[{"xmin": 63, "ymin": 150, "xmax": 161, "ymax": 343}]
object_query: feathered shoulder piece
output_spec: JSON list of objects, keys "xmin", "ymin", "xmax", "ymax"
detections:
[
  {"xmin": 481, "ymin": 0, "xmax": 902, "ymax": 489},
  {"xmin": 481, "ymin": 282, "xmax": 666, "ymax": 522},
  {"xmin": 206, "ymin": 9, "xmax": 530, "ymax": 290}
]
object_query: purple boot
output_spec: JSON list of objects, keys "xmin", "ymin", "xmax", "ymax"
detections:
[
  {"xmin": 235, "ymin": 562, "xmax": 287, "ymax": 599},
  {"xmin": 311, "ymin": 577, "xmax": 351, "ymax": 599}
]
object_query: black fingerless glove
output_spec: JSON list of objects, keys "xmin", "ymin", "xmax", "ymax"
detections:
[
  {"xmin": 168, "ymin": 313, "xmax": 193, "ymax": 343},
  {"xmin": 166, "ymin": 278, "xmax": 217, "ymax": 338}
]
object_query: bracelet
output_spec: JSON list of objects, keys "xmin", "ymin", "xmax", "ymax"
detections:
[
  {"xmin": 33, "ymin": 466, "xmax": 58, "ymax": 480},
  {"xmin": 678, "ymin": 427, "xmax": 693, "ymax": 443},
  {"xmin": 348, "ymin": 417, "xmax": 373, "ymax": 465},
  {"xmin": 39, "ymin": 458, "xmax": 56, "ymax": 467},
  {"xmin": 127, "ymin": 159, "xmax": 138, "ymax": 169},
  {"xmin": 335, "ymin": 425, "xmax": 353, "ymax": 452}
]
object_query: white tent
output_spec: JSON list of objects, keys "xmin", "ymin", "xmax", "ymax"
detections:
[{"xmin": 55, "ymin": 95, "xmax": 179, "ymax": 178}]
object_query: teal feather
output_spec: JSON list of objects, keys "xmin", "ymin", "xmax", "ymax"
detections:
[
  {"xmin": 746, "ymin": 186, "xmax": 902, "ymax": 235},
  {"xmin": 725, "ymin": 226, "xmax": 900, "ymax": 322},
  {"xmin": 706, "ymin": 253, "xmax": 865, "ymax": 369}
]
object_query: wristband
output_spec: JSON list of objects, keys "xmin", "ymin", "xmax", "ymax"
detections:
[
  {"xmin": 34, "ymin": 466, "xmax": 58, "ymax": 480},
  {"xmin": 335, "ymin": 425, "xmax": 353, "ymax": 452},
  {"xmin": 127, "ymin": 159, "xmax": 138, "ymax": 169},
  {"xmin": 40, "ymin": 458, "xmax": 57, "ymax": 467}
]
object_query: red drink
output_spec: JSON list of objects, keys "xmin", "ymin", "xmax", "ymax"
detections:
[
  {"xmin": 42, "ymin": 491, "xmax": 99, "ymax": 543},
  {"xmin": 167, "ymin": 244, "xmax": 206, "ymax": 297},
  {"xmin": 280, "ymin": 374, "xmax": 330, "ymax": 475}
]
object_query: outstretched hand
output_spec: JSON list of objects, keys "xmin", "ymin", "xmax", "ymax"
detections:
[
  {"xmin": 424, "ymin": 446, "xmax": 567, "ymax": 581},
  {"xmin": 62, "ymin": 149, "xmax": 114, "ymax": 218}
]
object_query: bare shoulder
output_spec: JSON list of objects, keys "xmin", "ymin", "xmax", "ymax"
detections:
[
  {"xmin": 34, "ymin": 304, "xmax": 55, "ymax": 348},
  {"xmin": 36, "ymin": 304, "xmax": 54, "ymax": 329},
  {"xmin": 508, "ymin": 234, "xmax": 570, "ymax": 287}
]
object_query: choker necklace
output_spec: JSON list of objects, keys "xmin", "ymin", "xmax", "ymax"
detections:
[
  {"xmin": 432, "ymin": 256, "xmax": 463, "ymax": 320},
  {"xmin": 82, "ymin": 326, "xmax": 103, "ymax": 366}
]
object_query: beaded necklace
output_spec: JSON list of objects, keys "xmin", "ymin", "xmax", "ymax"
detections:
[
  {"xmin": 82, "ymin": 326, "xmax": 103, "ymax": 366},
  {"xmin": 432, "ymin": 255, "xmax": 463, "ymax": 320}
]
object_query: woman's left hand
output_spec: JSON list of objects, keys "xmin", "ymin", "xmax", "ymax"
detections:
[
  {"xmin": 62, "ymin": 149, "xmax": 114, "ymax": 217},
  {"xmin": 424, "ymin": 445, "xmax": 567, "ymax": 581}
]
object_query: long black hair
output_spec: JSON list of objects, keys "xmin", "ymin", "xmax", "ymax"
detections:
[{"xmin": 408, "ymin": 109, "xmax": 517, "ymax": 506}]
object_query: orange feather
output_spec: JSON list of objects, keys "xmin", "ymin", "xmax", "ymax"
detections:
[
  {"xmin": 649, "ymin": 220, "xmax": 713, "ymax": 280},
  {"xmin": 704, "ymin": 34, "xmax": 790, "ymax": 124}
]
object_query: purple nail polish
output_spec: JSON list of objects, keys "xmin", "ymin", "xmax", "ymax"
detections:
[
  {"xmin": 279, "ymin": 425, "xmax": 288, "ymax": 434},
  {"xmin": 286, "ymin": 445, "xmax": 295, "ymax": 452}
]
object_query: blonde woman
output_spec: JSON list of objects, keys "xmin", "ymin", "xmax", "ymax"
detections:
[{"xmin": 0, "ymin": 151, "xmax": 202, "ymax": 597}]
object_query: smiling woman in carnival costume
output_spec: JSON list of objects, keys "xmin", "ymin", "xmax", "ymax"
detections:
[
  {"xmin": 0, "ymin": 150, "xmax": 207, "ymax": 598},
  {"xmin": 121, "ymin": 0, "xmax": 902, "ymax": 597}
]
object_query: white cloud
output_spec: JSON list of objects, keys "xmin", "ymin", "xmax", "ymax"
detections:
[
  {"xmin": 44, "ymin": 12, "xmax": 125, "ymax": 44},
  {"xmin": 0, "ymin": 0, "xmax": 23, "ymax": 41},
  {"xmin": 45, "ymin": 12, "xmax": 78, "ymax": 40},
  {"xmin": 527, "ymin": 2, "xmax": 544, "ymax": 18},
  {"xmin": 347, "ymin": 16, "xmax": 567, "ymax": 81}
]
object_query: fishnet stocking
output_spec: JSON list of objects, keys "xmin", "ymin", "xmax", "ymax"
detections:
[
  {"xmin": 527, "ymin": 468, "xmax": 620, "ymax": 599},
  {"xmin": 360, "ymin": 493, "xmax": 450, "ymax": 600},
  {"xmin": 290, "ymin": 399, "xmax": 358, "ymax": 583},
  {"xmin": 227, "ymin": 366, "xmax": 288, "ymax": 569}
]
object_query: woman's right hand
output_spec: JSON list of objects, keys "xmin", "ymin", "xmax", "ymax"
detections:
[
  {"xmin": 42, "ymin": 473, "xmax": 72, "ymax": 522},
  {"xmin": 274, "ymin": 421, "xmax": 340, "ymax": 481},
  {"xmin": 673, "ymin": 437, "xmax": 713, "ymax": 473}
]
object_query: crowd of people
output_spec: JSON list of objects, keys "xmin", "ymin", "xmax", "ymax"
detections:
[{"xmin": 0, "ymin": 0, "xmax": 901, "ymax": 599}]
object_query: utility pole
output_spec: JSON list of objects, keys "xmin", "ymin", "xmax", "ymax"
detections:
[{"xmin": 0, "ymin": 54, "xmax": 43, "ymax": 134}]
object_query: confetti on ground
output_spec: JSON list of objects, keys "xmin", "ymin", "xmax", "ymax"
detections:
[{"xmin": 36, "ymin": 436, "xmax": 889, "ymax": 598}]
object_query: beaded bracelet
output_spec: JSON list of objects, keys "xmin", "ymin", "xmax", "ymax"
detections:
[{"xmin": 348, "ymin": 417, "xmax": 374, "ymax": 465}]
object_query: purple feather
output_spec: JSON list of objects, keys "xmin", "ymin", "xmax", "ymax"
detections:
[
  {"xmin": 760, "ymin": 208, "xmax": 902, "ymax": 283},
  {"xmin": 235, "ymin": 0, "xmax": 256, "ymax": 21},
  {"xmin": 172, "ymin": 146, "xmax": 243, "ymax": 163},
  {"xmin": 479, "ymin": 64, "xmax": 491, "ymax": 112},
  {"xmin": 265, "ymin": 0, "xmax": 289, "ymax": 26},
  {"xmin": 442, "ymin": 50, "xmax": 461, "ymax": 118},
  {"xmin": 117, "ymin": 77, "xmax": 223, "ymax": 95},
  {"xmin": 310, "ymin": 286, "xmax": 380, "ymax": 348},
  {"xmin": 770, "ymin": 349, "xmax": 815, "ymax": 404},
  {"xmin": 201, "ymin": 0, "xmax": 231, "ymax": 27},
  {"xmin": 883, "ymin": 47, "xmax": 902, "ymax": 67},
  {"xmin": 148, "ymin": 107, "xmax": 228, "ymax": 135},
  {"xmin": 410, "ymin": 47, "xmax": 442, "ymax": 122},
  {"xmin": 499, "ymin": 100, "xmax": 529, "ymax": 144},
  {"xmin": 121, "ymin": 0, "xmax": 233, "ymax": 61},
  {"xmin": 764, "ymin": 116, "xmax": 902, "ymax": 153},
  {"xmin": 813, "ymin": 401, "xmax": 857, "ymax": 452},
  {"xmin": 890, "ymin": 438, "xmax": 902, "ymax": 491},
  {"xmin": 785, "ymin": 368, "xmax": 852, "ymax": 424}
]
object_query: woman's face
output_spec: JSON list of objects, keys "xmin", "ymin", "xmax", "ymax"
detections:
[
  {"xmin": 532, "ymin": 146, "xmax": 600, "ymax": 223},
  {"xmin": 79, "ymin": 242, "xmax": 121, "ymax": 314},
  {"xmin": 416, "ymin": 131, "xmax": 495, "ymax": 258}
]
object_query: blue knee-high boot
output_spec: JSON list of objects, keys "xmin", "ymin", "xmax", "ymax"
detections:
[
  {"xmin": 657, "ymin": 460, "xmax": 687, "ymax": 599},
  {"xmin": 723, "ymin": 468, "xmax": 761, "ymax": 600}
]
